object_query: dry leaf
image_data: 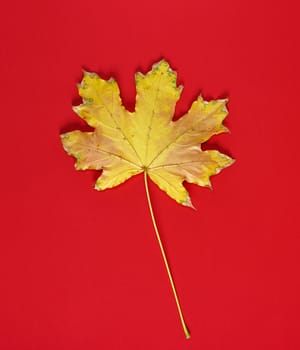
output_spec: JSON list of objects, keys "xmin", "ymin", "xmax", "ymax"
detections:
[
  {"xmin": 61, "ymin": 59, "xmax": 234, "ymax": 207},
  {"xmin": 60, "ymin": 59, "xmax": 235, "ymax": 339}
]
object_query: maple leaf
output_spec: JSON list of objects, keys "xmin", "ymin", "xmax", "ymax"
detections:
[
  {"xmin": 61, "ymin": 60, "xmax": 234, "ymax": 207},
  {"xmin": 60, "ymin": 59, "xmax": 234, "ymax": 339}
]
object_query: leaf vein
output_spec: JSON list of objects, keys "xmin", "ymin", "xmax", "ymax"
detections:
[{"xmin": 147, "ymin": 103, "xmax": 225, "ymax": 167}]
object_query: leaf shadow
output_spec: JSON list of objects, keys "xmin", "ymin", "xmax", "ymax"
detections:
[
  {"xmin": 72, "ymin": 95, "xmax": 82, "ymax": 107},
  {"xmin": 59, "ymin": 120, "xmax": 94, "ymax": 135},
  {"xmin": 135, "ymin": 54, "xmax": 172, "ymax": 73},
  {"xmin": 82, "ymin": 64, "xmax": 119, "ymax": 81},
  {"xmin": 201, "ymin": 141, "xmax": 234, "ymax": 159},
  {"xmin": 174, "ymin": 89, "xmax": 231, "ymax": 121},
  {"xmin": 189, "ymin": 88, "xmax": 231, "ymax": 105},
  {"xmin": 89, "ymin": 169, "xmax": 102, "ymax": 184}
]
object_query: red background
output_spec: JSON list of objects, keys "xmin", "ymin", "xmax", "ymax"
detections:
[{"xmin": 1, "ymin": 0, "xmax": 300, "ymax": 349}]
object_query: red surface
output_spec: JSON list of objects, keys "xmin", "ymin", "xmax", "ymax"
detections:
[{"xmin": 1, "ymin": 0, "xmax": 300, "ymax": 349}]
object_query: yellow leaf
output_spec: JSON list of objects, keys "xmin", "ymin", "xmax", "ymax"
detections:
[
  {"xmin": 61, "ymin": 59, "xmax": 234, "ymax": 207},
  {"xmin": 60, "ymin": 59, "xmax": 235, "ymax": 338}
]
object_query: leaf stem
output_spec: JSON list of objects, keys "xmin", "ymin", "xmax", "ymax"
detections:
[{"xmin": 143, "ymin": 170, "xmax": 190, "ymax": 339}]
